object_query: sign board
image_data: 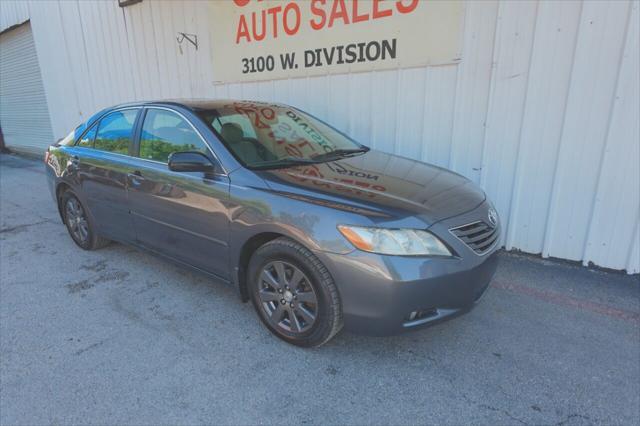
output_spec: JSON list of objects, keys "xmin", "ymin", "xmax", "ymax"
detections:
[{"xmin": 210, "ymin": 0, "xmax": 464, "ymax": 83}]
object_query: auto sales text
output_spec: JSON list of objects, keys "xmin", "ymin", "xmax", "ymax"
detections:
[
  {"xmin": 241, "ymin": 38, "xmax": 396, "ymax": 74},
  {"xmin": 233, "ymin": 0, "xmax": 419, "ymax": 44}
]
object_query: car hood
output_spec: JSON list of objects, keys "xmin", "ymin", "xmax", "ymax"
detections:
[{"xmin": 255, "ymin": 150, "xmax": 485, "ymax": 226}]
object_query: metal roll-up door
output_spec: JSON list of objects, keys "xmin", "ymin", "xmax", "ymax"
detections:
[{"xmin": 0, "ymin": 22, "xmax": 54, "ymax": 154}]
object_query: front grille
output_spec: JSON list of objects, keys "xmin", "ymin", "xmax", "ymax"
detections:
[{"xmin": 450, "ymin": 221, "xmax": 499, "ymax": 255}]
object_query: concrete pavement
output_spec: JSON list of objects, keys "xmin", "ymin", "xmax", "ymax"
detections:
[{"xmin": 1, "ymin": 154, "xmax": 638, "ymax": 425}]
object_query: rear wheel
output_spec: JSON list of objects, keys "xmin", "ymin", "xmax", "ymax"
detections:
[
  {"xmin": 60, "ymin": 190, "xmax": 109, "ymax": 250},
  {"xmin": 248, "ymin": 237, "xmax": 343, "ymax": 347}
]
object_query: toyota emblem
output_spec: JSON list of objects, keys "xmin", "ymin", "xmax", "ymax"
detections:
[{"xmin": 488, "ymin": 208, "xmax": 498, "ymax": 227}]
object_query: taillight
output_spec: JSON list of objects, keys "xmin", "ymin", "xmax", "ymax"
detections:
[{"xmin": 44, "ymin": 147, "xmax": 51, "ymax": 164}]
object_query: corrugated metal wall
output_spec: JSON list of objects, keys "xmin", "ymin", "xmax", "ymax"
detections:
[
  {"xmin": 0, "ymin": 22, "xmax": 54, "ymax": 153},
  {"xmin": 0, "ymin": 0, "xmax": 28, "ymax": 32},
  {"xmin": 1, "ymin": 0, "xmax": 638, "ymax": 274}
]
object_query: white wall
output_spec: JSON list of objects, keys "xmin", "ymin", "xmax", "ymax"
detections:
[
  {"xmin": 1, "ymin": 0, "xmax": 638, "ymax": 273},
  {"xmin": 0, "ymin": 0, "xmax": 28, "ymax": 32}
]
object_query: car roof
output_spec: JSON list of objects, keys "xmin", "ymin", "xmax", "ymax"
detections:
[
  {"xmin": 107, "ymin": 99, "xmax": 285, "ymax": 112},
  {"xmin": 83, "ymin": 99, "xmax": 288, "ymax": 130}
]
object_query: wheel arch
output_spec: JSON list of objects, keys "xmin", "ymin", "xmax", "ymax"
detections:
[
  {"xmin": 231, "ymin": 217, "xmax": 352, "ymax": 302},
  {"xmin": 235, "ymin": 232, "xmax": 286, "ymax": 302},
  {"xmin": 55, "ymin": 182, "xmax": 72, "ymax": 223}
]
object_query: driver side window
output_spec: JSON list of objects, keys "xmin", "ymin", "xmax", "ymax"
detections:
[{"xmin": 139, "ymin": 109, "xmax": 209, "ymax": 163}]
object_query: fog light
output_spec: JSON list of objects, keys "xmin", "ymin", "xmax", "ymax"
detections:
[{"xmin": 406, "ymin": 309, "xmax": 438, "ymax": 322}]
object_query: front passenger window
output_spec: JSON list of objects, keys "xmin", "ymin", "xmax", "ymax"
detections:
[
  {"xmin": 94, "ymin": 109, "xmax": 138, "ymax": 155},
  {"xmin": 139, "ymin": 109, "xmax": 210, "ymax": 163},
  {"xmin": 77, "ymin": 125, "xmax": 97, "ymax": 148}
]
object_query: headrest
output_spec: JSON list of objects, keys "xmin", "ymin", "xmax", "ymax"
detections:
[{"xmin": 220, "ymin": 122, "xmax": 244, "ymax": 144}]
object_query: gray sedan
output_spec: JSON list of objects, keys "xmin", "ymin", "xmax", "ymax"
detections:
[{"xmin": 45, "ymin": 100, "xmax": 499, "ymax": 347}]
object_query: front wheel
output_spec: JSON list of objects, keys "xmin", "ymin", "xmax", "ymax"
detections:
[{"xmin": 248, "ymin": 238, "xmax": 343, "ymax": 347}]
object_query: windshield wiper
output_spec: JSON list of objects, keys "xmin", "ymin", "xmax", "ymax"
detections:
[
  {"xmin": 249, "ymin": 157, "xmax": 321, "ymax": 170},
  {"xmin": 310, "ymin": 147, "xmax": 370, "ymax": 162},
  {"xmin": 249, "ymin": 147, "xmax": 370, "ymax": 170}
]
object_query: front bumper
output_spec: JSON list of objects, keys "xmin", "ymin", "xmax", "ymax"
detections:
[
  {"xmin": 320, "ymin": 249, "xmax": 498, "ymax": 336},
  {"xmin": 316, "ymin": 201, "xmax": 500, "ymax": 336}
]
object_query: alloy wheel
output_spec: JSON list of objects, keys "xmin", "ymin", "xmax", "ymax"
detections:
[
  {"xmin": 65, "ymin": 197, "xmax": 89, "ymax": 244},
  {"xmin": 258, "ymin": 261, "xmax": 318, "ymax": 334}
]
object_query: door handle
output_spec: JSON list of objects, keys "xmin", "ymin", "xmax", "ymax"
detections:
[
  {"xmin": 69, "ymin": 155, "xmax": 79, "ymax": 167},
  {"xmin": 128, "ymin": 170, "xmax": 145, "ymax": 187}
]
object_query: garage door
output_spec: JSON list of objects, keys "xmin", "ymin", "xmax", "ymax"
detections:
[{"xmin": 0, "ymin": 22, "xmax": 53, "ymax": 154}]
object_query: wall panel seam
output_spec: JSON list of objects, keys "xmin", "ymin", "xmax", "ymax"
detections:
[
  {"xmin": 505, "ymin": 0, "xmax": 541, "ymax": 250},
  {"xmin": 541, "ymin": 0, "xmax": 585, "ymax": 257},
  {"xmin": 478, "ymin": 1, "xmax": 504, "ymax": 189},
  {"xmin": 582, "ymin": 0, "xmax": 634, "ymax": 264}
]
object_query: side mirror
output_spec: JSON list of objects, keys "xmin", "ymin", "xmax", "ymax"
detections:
[{"xmin": 168, "ymin": 151, "xmax": 217, "ymax": 173}]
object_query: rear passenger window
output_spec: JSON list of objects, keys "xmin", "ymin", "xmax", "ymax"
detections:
[
  {"xmin": 94, "ymin": 109, "xmax": 138, "ymax": 155},
  {"xmin": 139, "ymin": 109, "xmax": 209, "ymax": 163}
]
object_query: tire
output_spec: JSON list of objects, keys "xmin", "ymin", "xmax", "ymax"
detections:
[
  {"xmin": 60, "ymin": 189, "xmax": 110, "ymax": 250},
  {"xmin": 248, "ymin": 237, "xmax": 343, "ymax": 347}
]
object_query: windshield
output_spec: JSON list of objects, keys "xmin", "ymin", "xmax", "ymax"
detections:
[{"xmin": 197, "ymin": 102, "xmax": 367, "ymax": 169}]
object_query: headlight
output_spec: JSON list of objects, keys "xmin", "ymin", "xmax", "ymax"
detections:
[{"xmin": 337, "ymin": 225, "xmax": 452, "ymax": 256}]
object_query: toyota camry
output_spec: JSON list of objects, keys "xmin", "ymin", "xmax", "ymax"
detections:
[{"xmin": 45, "ymin": 100, "xmax": 500, "ymax": 347}]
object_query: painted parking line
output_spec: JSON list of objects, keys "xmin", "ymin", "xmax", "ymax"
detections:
[{"xmin": 492, "ymin": 280, "xmax": 640, "ymax": 323}]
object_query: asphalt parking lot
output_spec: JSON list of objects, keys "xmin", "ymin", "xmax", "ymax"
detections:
[{"xmin": 1, "ymin": 153, "xmax": 639, "ymax": 425}]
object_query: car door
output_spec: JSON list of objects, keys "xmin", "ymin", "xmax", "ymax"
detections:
[
  {"xmin": 127, "ymin": 107, "xmax": 231, "ymax": 279},
  {"xmin": 71, "ymin": 108, "xmax": 140, "ymax": 243}
]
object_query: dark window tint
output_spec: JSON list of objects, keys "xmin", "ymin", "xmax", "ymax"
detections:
[
  {"xmin": 139, "ymin": 109, "xmax": 209, "ymax": 163},
  {"xmin": 77, "ymin": 124, "xmax": 97, "ymax": 148},
  {"xmin": 94, "ymin": 109, "xmax": 138, "ymax": 154}
]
